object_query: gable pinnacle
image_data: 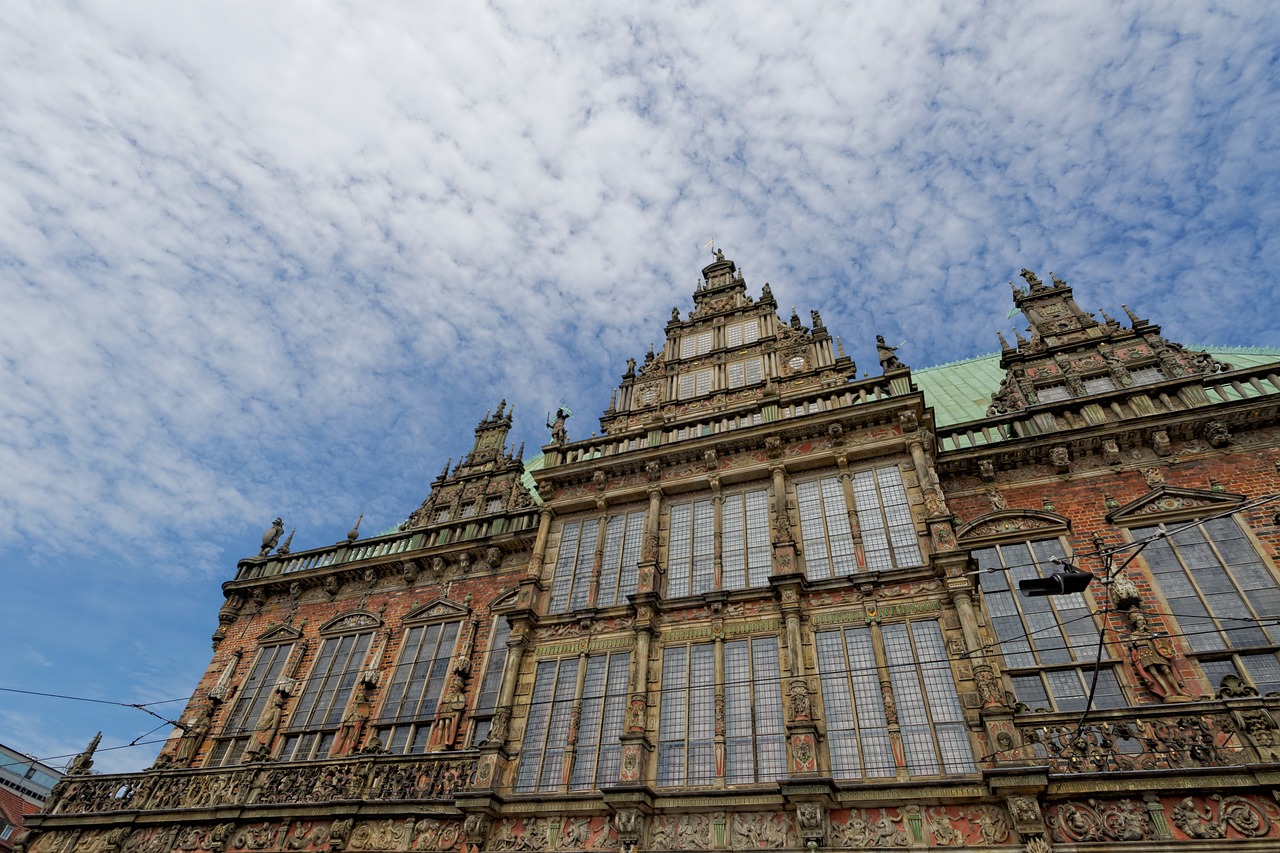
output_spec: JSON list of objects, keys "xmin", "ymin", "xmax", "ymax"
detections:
[
  {"xmin": 1122, "ymin": 304, "xmax": 1142, "ymax": 325},
  {"xmin": 997, "ymin": 330, "xmax": 1012, "ymax": 351}
]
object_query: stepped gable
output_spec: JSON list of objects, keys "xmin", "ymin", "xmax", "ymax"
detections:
[
  {"xmin": 598, "ymin": 249, "xmax": 857, "ymax": 436},
  {"xmin": 988, "ymin": 268, "xmax": 1232, "ymax": 416},
  {"xmin": 404, "ymin": 400, "xmax": 534, "ymax": 528}
]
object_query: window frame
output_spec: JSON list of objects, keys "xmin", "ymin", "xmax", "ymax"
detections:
[
  {"xmin": 374, "ymin": 614, "xmax": 464, "ymax": 755},
  {"xmin": 514, "ymin": 651, "xmax": 631, "ymax": 793},
  {"xmin": 207, "ymin": 637, "xmax": 297, "ymax": 767}
]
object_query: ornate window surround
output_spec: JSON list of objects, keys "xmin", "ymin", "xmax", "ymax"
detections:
[{"xmin": 1107, "ymin": 486, "xmax": 1280, "ymax": 697}]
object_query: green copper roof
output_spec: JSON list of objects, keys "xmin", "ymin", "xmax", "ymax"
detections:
[{"xmin": 914, "ymin": 346, "xmax": 1280, "ymax": 427}]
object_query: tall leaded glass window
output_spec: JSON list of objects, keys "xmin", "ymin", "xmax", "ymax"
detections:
[
  {"xmin": 668, "ymin": 500, "xmax": 715, "ymax": 597},
  {"xmin": 375, "ymin": 620, "xmax": 461, "ymax": 754},
  {"xmin": 658, "ymin": 638, "xmax": 785, "ymax": 786},
  {"xmin": 975, "ymin": 540, "xmax": 1125, "ymax": 712},
  {"xmin": 817, "ymin": 622, "xmax": 974, "ymax": 779},
  {"xmin": 724, "ymin": 637, "xmax": 786, "ymax": 783},
  {"xmin": 549, "ymin": 518, "xmax": 598, "ymax": 613},
  {"xmin": 658, "ymin": 644, "xmax": 715, "ymax": 786},
  {"xmin": 550, "ymin": 511, "xmax": 645, "ymax": 612},
  {"xmin": 797, "ymin": 477, "xmax": 857, "ymax": 579},
  {"xmin": 722, "ymin": 490, "xmax": 770, "ymax": 590},
  {"xmin": 597, "ymin": 510, "xmax": 646, "ymax": 607},
  {"xmin": 853, "ymin": 466, "xmax": 922, "ymax": 570},
  {"xmin": 208, "ymin": 642, "xmax": 294, "ymax": 766},
  {"xmin": 515, "ymin": 652, "xmax": 630, "ymax": 793},
  {"xmin": 280, "ymin": 630, "xmax": 373, "ymax": 761},
  {"xmin": 1134, "ymin": 517, "xmax": 1280, "ymax": 694},
  {"xmin": 470, "ymin": 616, "xmax": 511, "ymax": 745}
]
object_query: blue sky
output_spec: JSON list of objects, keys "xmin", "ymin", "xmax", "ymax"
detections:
[{"xmin": 2, "ymin": 2, "xmax": 1278, "ymax": 773}]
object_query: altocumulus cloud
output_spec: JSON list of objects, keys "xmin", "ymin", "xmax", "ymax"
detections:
[{"xmin": 0, "ymin": 1, "xmax": 1278, "ymax": 770}]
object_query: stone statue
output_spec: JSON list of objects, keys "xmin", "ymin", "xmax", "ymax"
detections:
[
  {"xmin": 333, "ymin": 682, "xmax": 372, "ymax": 756},
  {"xmin": 66, "ymin": 732, "xmax": 101, "ymax": 774},
  {"xmin": 244, "ymin": 692, "xmax": 284, "ymax": 761},
  {"xmin": 546, "ymin": 407, "xmax": 571, "ymax": 445},
  {"xmin": 259, "ymin": 518, "xmax": 284, "ymax": 557},
  {"xmin": 876, "ymin": 335, "xmax": 905, "ymax": 371},
  {"xmin": 174, "ymin": 705, "xmax": 213, "ymax": 766},
  {"xmin": 1126, "ymin": 610, "xmax": 1187, "ymax": 701},
  {"xmin": 714, "ymin": 247, "xmax": 725, "ymax": 262}
]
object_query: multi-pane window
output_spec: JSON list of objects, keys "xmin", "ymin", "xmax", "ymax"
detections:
[
  {"xmin": 515, "ymin": 652, "xmax": 630, "ymax": 793},
  {"xmin": 280, "ymin": 632, "xmax": 373, "ymax": 761},
  {"xmin": 1129, "ymin": 366, "xmax": 1166, "ymax": 385},
  {"xmin": 727, "ymin": 358, "xmax": 763, "ymax": 389},
  {"xmin": 667, "ymin": 490, "xmax": 769, "ymax": 597},
  {"xmin": 1135, "ymin": 518, "xmax": 1280, "ymax": 694},
  {"xmin": 549, "ymin": 511, "xmax": 645, "ymax": 612},
  {"xmin": 549, "ymin": 519, "xmax": 595, "ymax": 612},
  {"xmin": 678, "ymin": 369, "xmax": 713, "ymax": 399},
  {"xmin": 487, "ymin": 497, "xmax": 504, "ymax": 514},
  {"xmin": 1037, "ymin": 385, "xmax": 1071, "ymax": 403},
  {"xmin": 853, "ymin": 467, "xmax": 922, "ymax": 570},
  {"xmin": 975, "ymin": 540, "xmax": 1125, "ymax": 712},
  {"xmin": 598, "ymin": 511, "xmax": 646, "ymax": 606},
  {"xmin": 726, "ymin": 320, "xmax": 759, "ymax": 348},
  {"xmin": 797, "ymin": 478, "xmax": 857, "ymax": 579},
  {"xmin": 658, "ymin": 638, "xmax": 785, "ymax": 786},
  {"xmin": 375, "ymin": 621, "xmax": 460, "ymax": 754},
  {"xmin": 722, "ymin": 491, "xmax": 771, "ymax": 590},
  {"xmin": 470, "ymin": 617, "xmax": 511, "ymax": 745},
  {"xmin": 680, "ymin": 331, "xmax": 713, "ymax": 358},
  {"xmin": 668, "ymin": 499, "xmax": 715, "ymax": 597},
  {"xmin": 817, "ymin": 621, "xmax": 973, "ymax": 779},
  {"xmin": 797, "ymin": 468, "xmax": 922, "ymax": 577},
  {"xmin": 208, "ymin": 642, "xmax": 294, "ymax": 766},
  {"xmin": 1083, "ymin": 376, "xmax": 1117, "ymax": 394}
]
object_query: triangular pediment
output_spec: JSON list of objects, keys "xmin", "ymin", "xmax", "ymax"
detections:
[
  {"xmin": 1106, "ymin": 485, "xmax": 1245, "ymax": 524},
  {"xmin": 256, "ymin": 623, "xmax": 303, "ymax": 644},
  {"xmin": 404, "ymin": 597, "xmax": 472, "ymax": 623},
  {"xmin": 957, "ymin": 509, "xmax": 1071, "ymax": 546},
  {"xmin": 319, "ymin": 610, "xmax": 383, "ymax": 634}
]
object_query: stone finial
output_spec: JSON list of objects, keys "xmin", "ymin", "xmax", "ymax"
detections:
[
  {"xmin": 66, "ymin": 732, "xmax": 101, "ymax": 775},
  {"xmin": 1020, "ymin": 268, "xmax": 1043, "ymax": 290},
  {"xmin": 494, "ymin": 399, "xmax": 506, "ymax": 418},
  {"xmin": 347, "ymin": 514, "xmax": 363, "ymax": 542},
  {"xmin": 260, "ymin": 518, "xmax": 284, "ymax": 557},
  {"xmin": 836, "ymin": 336, "xmax": 848, "ymax": 359},
  {"xmin": 997, "ymin": 330, "xmax": 1011, "ymax": 351},
  {"xmin": 1099, "ymin": 308, "xmax": 1116, "ymax": 325},
  {"xmin": 1014, "ymin": 328, "xmax": 1028, "ymax": 346},
  {"xmin": 790, "ymin": 307, "xmax": 802, "ymax": 328},
  {"xmin": 1122, "ymin": 303, "xmax": 1142, "ymax": 325},
  {"xmin": 277, "ymin": 529, "xmax": 295, "ymax": 556}
]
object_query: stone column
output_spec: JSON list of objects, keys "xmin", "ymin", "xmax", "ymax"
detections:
[
  {"xmin": 770, "ymin": 464, "xmax": 800, "ymax": 576},
  {"xmin": 636, "ymin": 487, "xmax": 663, "ymax": 594},
  {"xmin": 867, "ymin": 618, "xmax": 907, "ymax": 779},
  {"xmin": 710, "ymin": 477, "xmax": 724, "ymax": 589},
  {"xmin": 475, "ymin": 619, "xmax": 530, "ymax": 789},
  {"xmin": 835, "ymin": 457, "xmax": 867, "ymax": 570},
  {"xmin": 619, "ymin": 597, "xmax": 658, "ymax": 783},
  {"xmin": 561, "ymin": 652, "xmax": 589, "ymax": 789},
  {"xmin": 528, "ymin": 508, "xmax": 554, "ymax": 579}
]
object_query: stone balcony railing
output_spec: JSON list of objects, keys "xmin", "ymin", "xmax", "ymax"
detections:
[
  {"xmin": 937, "ymin": 362, "xmax": 1280, "ymax": 453},
  {"xmin": 234, "ymin": 509, "xmax": 540, "ymax": 582},
  {"xmin": 548, "ymin": 372, "xmax": 912, "ymax": 468},
  {"xmin": 1002, "ymin": 693, "xmax": 1280, "ymax": 776},
  {"xmin": 45, "ymin": 752, "xmax": 478, "ymax": 817}
]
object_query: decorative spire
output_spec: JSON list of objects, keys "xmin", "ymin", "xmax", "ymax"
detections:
[
  {"xmin": 790, "ymin": 307, "xmax": 801, "ymax": 328},
  {"xmin": 440, "ymin": 458, "xmax": 452, "ymax": 479},
  {"xmin": 67, "ymin": 732, "xmax": 101, "ymax": 775},
  {"xmin": 1122, "ymin": 303, "xmax": 1142, "ymax": 325},
  {"xmin": 836, "ymin": 336, "xmax": 847, "ymax": 359},
  {"xmin": 347, "ymin": 514, "xmax": 363, "ymax": 542},
  {"xmin": 495, "ymin": 399, "xmax": 506, "ymax": 419},
  {"xmin": 277, "ymin": 529, "xmax": 295, "ymax": 556},
  {"xmin": 997, "ymin": 330, "xmax": 1012, "ymax": 351},
  {"xmin": 1100, "ymin": 307, "xmax": 1116, "ymax": 325},
  {"xmin": 1014, "ymin": 328, "xmax": 1028, "ymax": 346},
  {"xmin": 1050, "ymin": 272, "xmax": 1066, "ymax": 288}
]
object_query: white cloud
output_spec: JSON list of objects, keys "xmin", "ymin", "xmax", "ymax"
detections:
[{"xmin": 1, "ymin": 0, "xmax": 1278, "ymax": 768}]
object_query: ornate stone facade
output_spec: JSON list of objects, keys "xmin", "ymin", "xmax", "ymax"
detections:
[{"xmin": 22, "ymin": 257, "xmax": 1280, "ymax": 853}]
